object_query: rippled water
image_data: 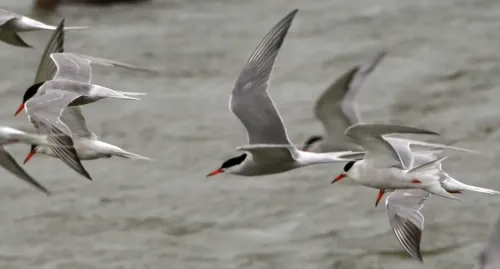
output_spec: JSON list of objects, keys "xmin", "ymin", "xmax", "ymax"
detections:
[{"xmin": 0, "ymin": 0, "xmax": 500, "ymax": 268}]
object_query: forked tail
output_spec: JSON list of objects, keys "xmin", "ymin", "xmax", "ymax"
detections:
[
  {"xmin": 443, "ymin": 177, "xmax": 500, "ymax": 195},
  {"xmin": 114, "ymin": 149, "xmax": 153, "ymax": 161},
  {"xmin": 114, "ymin": 91, "xmax": 147, "ymax": 100},
  {"xmin": 424, "ymin": 184, "xmax": 463, "ymax": 202}
]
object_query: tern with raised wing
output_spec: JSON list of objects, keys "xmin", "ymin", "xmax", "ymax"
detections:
[
  {"xmin": 206, "ymin": 9, "xmax": 362, "ymax": 177},
  {"xmin": 0, "ymin": 9, "xmax": 86, "ymax": 48},
  {"xmin": 331, "ymin": 123, "xmax": 463, "ymax": 202},
  {"xmin": 302, "ymin": 51, "xmax": 386, "ymax": 152},
  {"xmin": 14, "ymin": 20, "xmax": 152, "ymax": 180},
  {"xmin": 301, "ymin": 52, "xmax": 475, "ymax": 157}
]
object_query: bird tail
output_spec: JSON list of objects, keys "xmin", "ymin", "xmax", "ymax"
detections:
[
  {"xmin": 106, "ymin": 91, "xmax": 146, "ymax": 101},
  {"xmin": 443, "ymin": 177, "xmax": 500, "ymax": 195},
  {"xmin": 116, "ymin": 91, "xmax": 147, "ymax": 96},
  {"xmin": 113, "ymin": 149, "xmax": 153, "ymax": 161}
]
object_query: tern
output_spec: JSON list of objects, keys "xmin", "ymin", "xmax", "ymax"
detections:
[
  {"xmin": 332, "ymin": 123, "xmax": 463, "ymax": 201},
  {"xmin": 302, "ymin": 51, "xmax": 386, "ymax": 152},
  {"xmin": 14, "ymin": 20, "xmax": 152, "ymax": 180},
  {"xmin": 0, "ymin": 9, "xmax": 86, "ymax": 48},
  {"xmin": 23, "ymin": 106, "xmax": 152, "ymax": 163},
  {"xmin": 383, "ymin": 151, "xmax": 499, "ymax": 262},
  {"xmin": 207, "ymin": 9, "xmax": 362, "ymax": 177}
]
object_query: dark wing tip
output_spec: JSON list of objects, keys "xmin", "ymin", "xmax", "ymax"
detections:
[
  {"xmin": 45, "ymin": 126, "xmax": 92, "ymax": 181},
  {"xmin": 247, "ymin": 8, "xmax": 298, "ymax": 64},
  {"xmin": 392, "ymin": 215, "xmax": 424, "ymax": 262}
]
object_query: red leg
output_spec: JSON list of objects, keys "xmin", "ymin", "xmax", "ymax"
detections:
[{"xmin": 375, "ymin": 189, "xmax": 386, "ymax": 207}]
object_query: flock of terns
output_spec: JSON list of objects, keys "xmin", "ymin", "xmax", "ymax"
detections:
[{"xmin": 0, "ymin": 6, "xmax": 499, "ymax": 268}]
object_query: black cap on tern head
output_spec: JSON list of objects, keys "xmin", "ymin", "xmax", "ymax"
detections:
[
  {"xmin": 343, "ymin": 160, "xmax": 356, "ymax": 172},
  {"xmin": 220, "ymin": 154, "xmax": 247, "ymax": 169},
  {"xmin": 15, "ymin": 82, "xmax": 46, "ymax": 116},
  {"xmin": 23, "ymin": 82, "xmax": 45, "ymax": 103}
]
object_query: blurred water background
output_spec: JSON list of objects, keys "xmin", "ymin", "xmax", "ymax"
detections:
[{"xmin": 1, "ymin": 0, "xmax": 500, "ymax": 268}]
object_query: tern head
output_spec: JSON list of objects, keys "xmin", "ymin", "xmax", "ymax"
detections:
[
  {"xmin": 301, "ymin": 135, "xmax": 323, "ymax": 151},
  {"xmin": 207, "ymin": 153, "xmax": 247, "ymax": 177},
  {"xmin": 332, "ymin": 160, "xmax": 357, "ymax": 183},
  {"xmin": 15, "ymin": 82, "xmax": 45, "ymax": 116},
  {"xmin": 23, "ymin": 144, "xmax": 39, "ymax": 164}
]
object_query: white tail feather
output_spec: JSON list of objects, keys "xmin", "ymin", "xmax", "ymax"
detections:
[
  {"xmin": 425, "ymin": 185, "xmax": 462, "ymax": 201},
  {"xmin": 443, "ymin": 177, "xmax": 500, "ymax": 195},
  {"xmin": 114, "ymin": 150, "xmax": 153, "ymax": 161}
]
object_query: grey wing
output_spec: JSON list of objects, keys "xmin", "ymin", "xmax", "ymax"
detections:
[
  {"xmin": 50, "ymin": 52, "xmax": 157, "ymax": 83},
  {"xmin": 0, "ymin": 146, "xmax": 50, "ymax": 195},
  {"xmin": 60, "ymin": 107, "xmax": 97, "ymax": 139},
  {"xmin": 0, "ymin": 19, "xmax": 32, "ymax": 48},
  {"xmin": 345, "ymin": 123, "xmax": 438, "ymax": 169},
  {"xmin": 314, "ymin": 51, "xmax": 387, "ymax": 147},
  {"xmin": 387, "ymin": 137, "xmax": 480, "ymax": 154},
  {"xmin": 34, "ymin": 19, "xmax": 64, "ymax": 83},
  {"xmin": 385, "ymin": 189, "xmax": 430, "ymax": 262},
  {"xmin": 50, "ymin": 53, "xmax": 92, "ymax": 83},
  {"xmin": 385, "ymin": 138, "xmax": 416, "ymax": 170},
  {"xmin": 25, "ymin": 90, "xmax": 92, "ymax": 180},
  {"xmin": 477, "ymin": 214, "xmax": 500, "ymax": 269},
  {"xmin": 230, "ymin": 9, "xmax": 297, "ymax": 145},
  {"xmin": 70, "ymin": 53, "xmax": 157, "ymax": 73}
]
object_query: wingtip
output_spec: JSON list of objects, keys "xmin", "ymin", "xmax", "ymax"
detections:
[{"xmin": 417, "ymin": 254, "xmax": 424, "ymax": 263}]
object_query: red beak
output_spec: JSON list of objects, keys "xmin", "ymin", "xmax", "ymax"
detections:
[
  {"xmin": 14, "ymin": 103, "xmax": 25, "ymax": 116},
  {"xmin": 331, "ymin": 173, "xmax": 346, "ymax": 184},
  {"xmin": 23, "ymin": 150, "xmax": 36, "ymax": 164},
  {"xmin": 375, "ymin": 189, "xmax": 386, "ymax": 207},
  {"xmin": 207, "ymin": 169, "xmax": 223, "ymax": 177}
]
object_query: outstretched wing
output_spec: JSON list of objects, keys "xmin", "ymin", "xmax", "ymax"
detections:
[
  {"xmin": 25, "ymin": 89, "xmax": 91, "ymax": 180},
  {"xmin": 60, "ymin": 107, "xmax": 97, "ymax": 139},
  {"xmin": 385, "ymin": 189, "xmax": 430, "ymax": 262},
  {"xmin": 345, "ymin": 123, "xmax": 438, "ymax": 169},
  {"xmin": 0, "ymin": 146, "xmax": 50, "ymax": 194},
  {"xmin": 50, "ymin": 52, "xmax": 157, "ymax": 83},
  {"xmin": 314, "ymin": 51, "xmax": 386, "ymax": 148},
  {"xmin": 229, "ymin": 9, "xmax": 297, "ymax": 145},
  {"xmin": 34, "ymin": 18, "xmax": 64, "ymax": 83}
]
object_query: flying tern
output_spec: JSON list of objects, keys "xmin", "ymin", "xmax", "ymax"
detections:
[
  {"xmin": 207, "ymin": 9, "xmax": 362, "ymax": 177},
  {"xmin": 23, "ymin": 106, "xmax": 152, "ymax": 163},
  {"xmin": 14, "ymin": 20, "xmax": 152, "ymax": 180},
  {"xmin": 0, "ymin": 9, "xmax": 86, "ymax": 48},
  {"xmin": 332, "ymin": 123, "xmax": 462, "ymax": 202},
  {"xmin": 302, "ymin": 51, "xmax": 386, "ymax": 152}
]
